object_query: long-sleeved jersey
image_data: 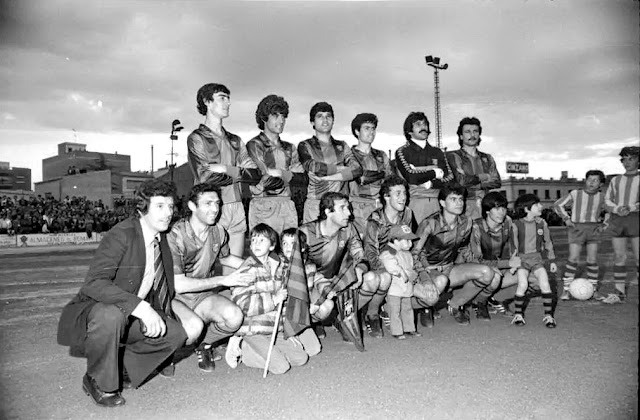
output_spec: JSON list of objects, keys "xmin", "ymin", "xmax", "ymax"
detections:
[
  {"xmin": 187, "ymin": 124, "xmax": 260, "ymax": 204},
  {"xmin": 395, "ymin": 140, "xmax": 453, "ymax": 200},
  {"xmin": 349, "ymin": 147, "xmax": 392, "ymax": 201},
  {"xmin": 363, "ymin": 207, "xmax": 417, "ymax": 272},
  {"xmin": 446, "ymin": 149, "xmax": 501, "ymax": 200},
  {"xmin": 470, "ymin": 216, "xmax": 517, "ymax": 269},
  {"xmin": 554, "ymin": 189, "xmax": 605, "ymax": 223},
  {"xmin": 412, "ymin": 212, "xmax": 473, "ymax": 273},
  {"xmin": 298, "ymin": 136, "xmax": 363, "ymax": 200}
]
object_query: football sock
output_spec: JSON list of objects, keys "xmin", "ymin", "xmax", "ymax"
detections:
[
  {"xmin": 562, "ymin": 262, "xmax": 577, "ymax": 290},
  {"xmin": 514, "ymin": 295, "xmax": 526, "ymax": 316},
  {"xmin": 613, "ymin": 265, "xmax": 626, "ymax": 295},
  {"xmin": 586, "ymin": 263, "xmax": 599, "ymax": 289},
  {"xmin": 542, "ymin": 292, "xmax": 554, "ymax": 316}
]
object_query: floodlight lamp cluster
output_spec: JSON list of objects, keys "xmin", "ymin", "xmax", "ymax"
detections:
[
  {"xmin": 170, "ymin": 119, "xmax": 184, "ymax": 140},
  {"xmin": 425, "ymin": 55, "xmax": 449, "ymax": 70}
]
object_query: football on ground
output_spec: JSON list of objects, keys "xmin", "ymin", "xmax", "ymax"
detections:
[{"xmin": 569, "ymin": 278, "xmax": 595, "ymax": 301}]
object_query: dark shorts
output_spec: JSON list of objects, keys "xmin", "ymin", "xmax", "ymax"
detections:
[
  {"xmin": 520, "ymin": 253, "xmax": 544, "ymax": 272},
  {"xmin": 608, "ymin": 213, "xmax": 639, "ymax": 238},
  {"xmin": 567, "ymin": 223, "xmax": 602, "ymax": 245}
]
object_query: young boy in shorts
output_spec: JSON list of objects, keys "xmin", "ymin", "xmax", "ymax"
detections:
[
  {"xmin": 602, "ymin": 146, "xmax": 639, "ymax": 304},
  {"xmin": 511, "ymin": 194, "xmax": 558, "ymax": 328},
  {"xmin": 554, "ymin": 170, "xmax": 607, "ymax": 300}
]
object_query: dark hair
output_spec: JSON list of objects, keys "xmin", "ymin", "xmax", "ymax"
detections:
[
  {"xmin": 281, "ymin": 227, "xmax": 308, "ymax": 260},
  {"xmin": 456, "ymin": 117, "xmax": 483, "ymax": 147},
  {"xmin": 255, "ymin": 94, "xmax": 289, "ymax": 130},
  {"xmin": 402, "ymin": 112, "xmax": 430, "ymax": 141},
  {"xmin": 309, "ymin": 102, "xmax": 334, "ymax": 122},
  {"xmin": 134, "ymin": 179, "xmax": 177, "ymax": 216},
  {"xmin": 351, "ymin": 113, "xmax": 378, "ymax": 138},
  {"xmin": 481, "ymin": 191, "xmax": 508, "ymax": 219},
  {"xmin": 196, "ymin": 83, "xmax": 230, "ymax": 116},
  {"xmin": 250, "ymin": 223, "xmax": 279, "ymax": 248},
  {"xmin": 319, "ymin": 191, "xmax": 349, "ymax": 220},
  {"xmin": 514, "ymin": 193, "xmax": 540, "ymax": 219},
  {"xmin": 437, "ymin": 183, "xmax": 467, "ymax": 202},
  {"xmin": 619, "ymin": 146, "xmax": 639, "ymax": 157},
  {"xmin": 188, "ymin": 183, "xmax": 221, "ymax": 207},
  {"xmin": 379, "ymin": 175, "xmax": 409, "ymax": 207},
  {"xmin": 585, "ymin": 169, "xmax": 605, "ymax": 184}
]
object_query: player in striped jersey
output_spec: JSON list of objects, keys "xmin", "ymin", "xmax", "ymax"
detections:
[
  {"xmin": 348, "ymin": 113, "xmax": 392, "ymax": 236},
  {"xmin": 511, "ymin": 194, "xmax": 557, "ymax": 328},
  {"xmin": 602, "ymin": 146, "xmax": 639, "ymax": 304},
  {"xmin": 554, "ymin": 170, "xmax": 607, "ymax": 300},
  {"xmin": 298, "ymin": 102, "xmax": 363, "ymax": 224}
]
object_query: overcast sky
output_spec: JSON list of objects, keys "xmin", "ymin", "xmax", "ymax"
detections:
[{"xmin": 1, "ymin": 0, "xmax": 638, "ymax": 189}]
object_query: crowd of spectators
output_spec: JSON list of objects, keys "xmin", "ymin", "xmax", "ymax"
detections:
[{"xmin": 0, "ymin": 194, "xmax": 187, "ymax": 236}]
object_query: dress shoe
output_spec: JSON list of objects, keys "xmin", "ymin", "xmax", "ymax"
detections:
[{"xmin": 82, "ymin": 374, "xmax": 125, "ymax": 408}]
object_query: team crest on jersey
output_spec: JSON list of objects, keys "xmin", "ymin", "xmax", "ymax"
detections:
[
  {"xmin": 212, "ymin": 244, "xmax": 220, "ymax": 253},
  {"xmin": 338, "ymin": 240, "xmax": 346, "ymax": 248},
  {"xmin": 336, "ymin": 144, "xmax": 343, "ymax": 152},
  {"xmin": 537, "ymin": 228, "xmax": 544, "ymax": 236}
]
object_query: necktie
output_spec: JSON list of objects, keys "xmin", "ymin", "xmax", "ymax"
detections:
[{"xmin": 153, "ymin": 238, "xmax": 171, "ymax": 315}]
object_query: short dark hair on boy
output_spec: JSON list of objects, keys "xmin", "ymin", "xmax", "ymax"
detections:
[
  {"xmin": 481, "ymin": 191, "xmax": 508, "ymax": 219},
  {"xmin": 351, "ymin": 113, "xmax": 378, "ymax": 138},
  {"xmin": 255, "ymin": 94, "xmax": 289, "ymax": 130},
  {"xmin": 251, "ymin": 223, "xmax": 279, "ymax": 248},
  {"xmin": 456, "ymin": 117, "xmax": 483, "ymax": 147},
  {"xmin": 619, "ymin": 146, "xmax": 639, "ymax": 157},
  {"xmin": 319, "ymin": 191, "xmax": 349, "ymax": 220},
  {"xmin": 585, "ymin": 169, "xmax": 605, "ymax": 184},
  {"xmin": 379, "ymin": 175, "xmax": 409, "ymax": 207},
  {"xmin": 514, "ymin": 193, "xmax": 540, "ymax": 219},
  {"xmin": 188, "ymin": 183, "xmax": 221, "ymax": 207},
  {"xmin": 134, "ymin": 179, "xmax": 176, "ymax": 217},
  {"xmin": 282, "ymin": 227, "xmax": 308, "ymax": 259},
  {"xmin": 196, "ymin": 83, "xmax": 230, "ymax": 116},
  {"xmin": 437, "ymin": 183, "xmax": 467, "ymax": 202},
  {"xmin": 402, "ymin": 112, "xmax": 430, "ymax": 141},
  {"xmin": 309, "ymin": 102, "xmax": 334, "ymax": 122}
]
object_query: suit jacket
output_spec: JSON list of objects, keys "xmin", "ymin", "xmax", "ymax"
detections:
[{"xmin": 57, "ymin": 216, "xmax": 176, "ymax": 350}]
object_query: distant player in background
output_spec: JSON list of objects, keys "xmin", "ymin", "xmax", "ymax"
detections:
[
  {"xmin": 246, "ymin": 94, "xmax": 305, "ymax": 234},
  {"xmin": 348, "ymin": 113, "xmax": 392, "ymax": 236},
  {"xmin": 187, "ymin": 83, "xmax": 260, "ymax": 263},
  {"xmin": 447, "ymin": 117, "xmax": 501, "ymax": 220},
  {"xmin": 395, "ymin": 112, "xmax": 453, "ymax": 224},
  {"xmin": 554, "ymin": 170, "xmax": 607, "ymax": 301},
  {"xmin": 511, "ymin": 194, "xmax": 557, "ymax": 328},
  {"xmin": 298, "ymin": 102, "xmax": 363, "ymax": 224},
  {"xmin": 601, "ymin": 146, "xmax": 639, "ymax": 304}
]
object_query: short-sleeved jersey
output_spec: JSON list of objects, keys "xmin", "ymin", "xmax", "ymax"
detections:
[
  {"xmin": 167, "ymin": 219, "xmax": 230, "ymax": 279},
  {"xmin": 605, "ymin": 173, "xmax": 640, "ymax": 214},
  {"xmin": 554, "ymin": 189, "xmax": 605, "ymax": 223},
  {"xmin": 512, "ymin": 217, "xmax": 555, "ymax": 260},
  {"xmin": 363, "ymin": 207, "xmax": 416, "ymax": 271},
  {"xmin": 298, "ymin": 220, "xmax": 366, "ymax": 279}
]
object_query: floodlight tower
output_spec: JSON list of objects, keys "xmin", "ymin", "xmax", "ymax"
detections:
[
  {"xmin": 169, "ymin": 119, "xmax": 184, "ymax": 181},
  {"xmin": 425, "ymin": 55, "xmax": 448, "ymax": 149}
]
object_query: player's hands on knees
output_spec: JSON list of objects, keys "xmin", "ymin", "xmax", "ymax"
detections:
[
  {"xmin": 223, "ymin": 267, "xmax": 254, "ymax": 287},
  {"xmin": 136, "ymin": 305, "xmax": 166, "ymax": 338},
  {"xmin": 618, "ymin": 206, "xmax": 630, "ymax": 216},
  {"xmin": 564, "ymin": 220, "xmax": 575, "ymax": 228},
  {"xmin": 549, "ymin": 262, "xmax": 558, "ymax": 273}
]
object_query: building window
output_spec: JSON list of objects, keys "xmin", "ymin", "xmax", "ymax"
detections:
[
  {"xmin": 533, "ymin": 189, "xmax": 538, "ymax": 197},
  {"xmin": 498, "ymin": 190, "xmax": 507, "ymax": 198},
  {"xmin": 556, "ymin": 190, "xmax": 561, "ymax": 199},
  {"xmin": 545, "ymin": 190, "xmax": 550, "ymax": 199},
  {"xmin": 518, "ymin": 189, "xmax": 526, "ymax": 197},
  {"xmin": 125, "ymin": 179, "xmax": 144, "ymax": 190}
]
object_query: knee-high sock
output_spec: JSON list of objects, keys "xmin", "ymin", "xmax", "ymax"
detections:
[
  {"xmin": 613, "ymin": 265, "xmax": 627, "ymax": 294},
  {"xmin": 357, "ymin": 289, "xmax": 376, "ymax": 311},
  {"xmin": 542, "ymin": 292, "xmax": 554, "ymax": 316},
  {"xmin": 562, "ymin": 261, "xmax": 578, "ymax": 290},
  {"xmin": 203, "ymin": 321, "xmax": 237, "ymax": 346},
  {"xmin": 365, "ymin": 290, "xmax": 387, "ymax": 317},
  {"xmin": 514, "ymin": 295, "xmax": 526, "ymax": 316},
  {"xmin": 585, "ymin": 263, "xmax": 599, "ymax": 289}
]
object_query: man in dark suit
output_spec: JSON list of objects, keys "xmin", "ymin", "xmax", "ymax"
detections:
[{"xmin": 57, "ymin": 179, "xmax": 190, "ymax": 407}]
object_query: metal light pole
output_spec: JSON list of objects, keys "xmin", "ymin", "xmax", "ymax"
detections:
[
  {"xmin": 170, "ymin": 119, "xmax": 184, "ymax": 182},
  {"xmin": 425, "ymin": 55, "xmax": 448, "ymax": 149}
]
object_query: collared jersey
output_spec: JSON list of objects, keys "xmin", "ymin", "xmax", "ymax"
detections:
[
  {"xmin": 298, "ymin": 220, "xmax": 366, "ymax": 279},
  {"xmin": 554, "ymin": 189, "xmax": 605, "ymax": 223},
  {"xmin": 395, "ymin": 140, "xmax": 454, "ymax": 199},
  {"xmin": 298, "ymin": 136, "xmax": 363, "ymax": 199},
  {"xmin": 349, "ymin": 146, "xmax": 391, "ymax": 200},
  {"xmin": 512, "ymin": 217, "xmax": 555, "ymax": 260},
  {"xmin": 167, "ymin": 219, "xmax": 229, "ymax": 279},
  {"xmin": 446, "ymin": 148, "xmax": 501, "ymax": 199},
  {"xmin": 470, "ymin": 216, "xmax": 517, "ymax": 269},
  {"xmin": 246, "ymin": 132, "xmax": 304, "ymax": 198},
  {"xmin": 412, "ymin": 212, "xmax": 473, "ymax": 271},
  {"xmin": 187, "ymin": 124, "xmax": 260, "ymax": 204},
  {"xmin": 363, "ymin": 207, "xmax": 416, "ymax": 271}
]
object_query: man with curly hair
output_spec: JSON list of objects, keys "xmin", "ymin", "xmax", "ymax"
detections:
[{"xmin": 246, "ymin": 94, "xmax": 306, "ymax": 233}]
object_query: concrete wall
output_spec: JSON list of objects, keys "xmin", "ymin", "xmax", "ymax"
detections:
[
  {"xmin": 42, "ymin": 151, "xmax": 130, "ymax": 181},
  {"xmin": 35, "ymin": 170, "xmax": 113, "ymax": 204}
]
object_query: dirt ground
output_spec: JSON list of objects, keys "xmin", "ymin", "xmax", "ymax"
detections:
[{"xmin": 0, "ymin": 228, "xmax": 638, "ymax": 420}]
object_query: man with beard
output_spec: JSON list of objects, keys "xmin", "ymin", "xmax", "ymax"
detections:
[
  {"xmin": 298, "ymin": 102, "xmax": 363, "ymax": 224},
  {"xmin": 348, "ymin": 113, "xmax": 392, "ymax": 236},
  {"xmin": 446, "ymin": 117, "xmax": 502, "ymax": 220},
  {"xmin": 362, "ymin": 176, "xmax": 417, "ymax": 336},
  {"xmin": 412, "ymin": 184, "xmax": 495, "ymax": 325},
  {"xmin": 246, "ymin": 94, "xmax": 305, "ymax": 233},
  {"xmin": 187, "ymin": 83, "xmax": 260, "ymax": 265},
  {"xmin": 168, "ymin": 183, "xmax": 253, "ymax": 372},
  {"xmin": 395, "ymin": 112, "xmax": 453, "ymax": 224}
]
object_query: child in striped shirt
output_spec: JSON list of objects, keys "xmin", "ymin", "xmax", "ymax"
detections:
[
  {"xmin": 512, "ymin": 194, "xmax": 558, "ymax": 328},
  {"xmin": 554, "ymin": 170, "xmax": 606, "ymax": 300},
  {"xmin": 602, "ymin": 146, "xmax": 639, "ymax": 304}
]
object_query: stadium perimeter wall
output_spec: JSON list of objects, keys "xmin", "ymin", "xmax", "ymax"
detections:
[{"xmin": 0, "ymin": 232, "xmax": 103, "ymax": 248}]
